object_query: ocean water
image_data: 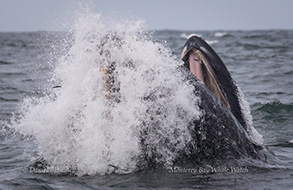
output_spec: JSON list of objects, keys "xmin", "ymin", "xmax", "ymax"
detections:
[{"xmin": 0, "ymin": 14, "xmax": 293, "ymax": 190}]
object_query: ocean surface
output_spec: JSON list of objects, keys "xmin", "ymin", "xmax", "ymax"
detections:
[{"xmin": 0, "ymin": 15, "xmax": 293, "ymax": 190}]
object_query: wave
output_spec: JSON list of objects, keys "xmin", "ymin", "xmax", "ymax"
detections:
[
  {"xmin": 214, "ymin": 32, "xmax": 227, "ymax": 37},
  {"xmin": 0, "ymin": 97, "xmax": 19, "ymax": 102},
  {"xmin": 180, "ymin": 33, "xmax": 218, "ymax": 45},
  {"xmin": 269, "ymin": 141, "xmax": 293, "ymax": 148},
  {"xmin": 234, "ymin": 41, "xmax": 289, "ymax": 51},
  {"xmin": 180, "ymin": 33, "xmax": 202, "ymax": 39},
  {"xmin": 254, "ymin": 100, "xmax": 293, "ymax": 113},
  {"xmin": 1, "ymin": 40, "xmax": 28, "ymax": 48},
  {"xmin": 0, "ymin": 60, "xmax": 14, "ymax": 65},
  {"xmin": 206, "ymin": 40, "xmax": 219, "ymax": 45}
]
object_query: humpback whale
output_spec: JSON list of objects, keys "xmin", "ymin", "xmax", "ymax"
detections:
[
  {"xmin": 29, "ymin": 34, "xmax": 263, "ymax": 173},
  {"xmin": 181, "ymin": 36, "xmax": 263, "ymax": 158},
  {"xmin": 140, "ymin": 36, "xmax": 262, "ymax": 167},
  {"xmin": 181, "ymin": 36, "xmax": 247, "ymax": 130}
]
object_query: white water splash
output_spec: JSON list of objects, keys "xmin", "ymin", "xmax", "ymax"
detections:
[
  {"xmin": 206, "ymin": 40, "xmax": 219, "ymax": 45},
  {"xmin": 236, "ymin": 84, "xmax": 264, "ymax": 145},
  {"xmin": 12, "ymin": 13, "xmax": 201, "ymax": 175}
]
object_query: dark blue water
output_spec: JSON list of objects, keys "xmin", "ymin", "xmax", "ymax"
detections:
[{"xmin": 0, "ymin": 29, "xmax": 292, "ymax": 189}]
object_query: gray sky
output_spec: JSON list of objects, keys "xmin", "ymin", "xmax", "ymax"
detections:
[{"xmin": 1, "ymin": 0, "xmax": 293, "ymax": 32}]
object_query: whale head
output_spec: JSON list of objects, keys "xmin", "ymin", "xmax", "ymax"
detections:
[{"xmin": 181, "ymin": 36, "xmax": 230, "ymax": 108}]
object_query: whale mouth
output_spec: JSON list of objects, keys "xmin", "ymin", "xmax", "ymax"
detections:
[{"xmin": 181, "ymin": 37, "xmax": 230, "ymax": 109}]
